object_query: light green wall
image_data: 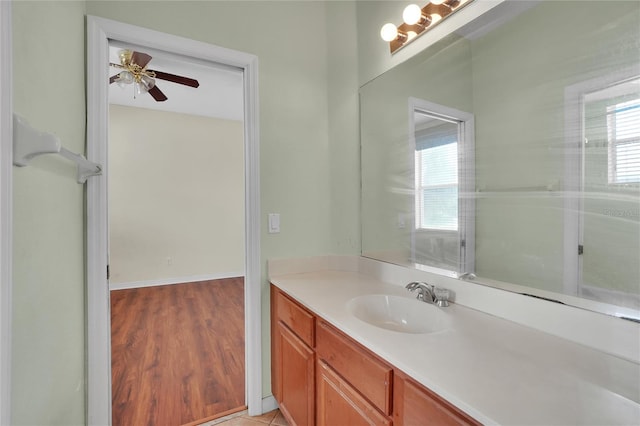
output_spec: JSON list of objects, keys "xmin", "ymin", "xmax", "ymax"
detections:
[
  {"xmin": 12, "ymin": 1, "xmax": 86, "ymax": 424},
  {"xmin": 470, "ymin": 0, "xmax": 640, "ymax": 292},
  {"xmin": 326, "ymin": 1, "xmax": 360, "ymax": 255},
  {"xmin": 355, "ymin": 0, "xmax": 404, "ymax": 86},
  {"xmin": 11, "ymin": 0, "xmax": 360, "ymax": 423}
]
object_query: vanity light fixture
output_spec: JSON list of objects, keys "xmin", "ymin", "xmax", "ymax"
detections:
[{"xmin": 380, "ymin": 0, "xmax": 473, "ymax": 54}]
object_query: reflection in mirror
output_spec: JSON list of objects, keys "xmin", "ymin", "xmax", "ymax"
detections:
[
  {"xmin": 580, "ymin": 78, "xmax": 640, "ymax": 309},
  {"xmin": 360, "ymin": 0, "xmax": 640, "ymax": 319},
  {"xmin": 409, "ymin": 99, "xmax": 474, "ymax": 275}
]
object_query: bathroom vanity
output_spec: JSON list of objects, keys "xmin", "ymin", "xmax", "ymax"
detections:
[
  {"xmin": 272, "ymin": 285, "xmax": 479, "ymax": 425},
  {"xmin": 269, "ymin": 257, "xmax": 640, "ymax": 425}
]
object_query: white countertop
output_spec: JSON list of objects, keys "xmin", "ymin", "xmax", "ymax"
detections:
[{"xmin": 270, "ymin": 269, "xmax": 640, "ymax": 425}]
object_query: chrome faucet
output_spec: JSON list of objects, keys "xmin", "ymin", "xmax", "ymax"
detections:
[
  {"xmin": 405, "ymin": 281, "xmax": 450, "ymax": 307},
  {"xmin": 405, "ymin": 281, "xmax": 436, "ymax": 303}
]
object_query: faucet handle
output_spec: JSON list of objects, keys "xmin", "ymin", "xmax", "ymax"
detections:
[{"xmin": 434, "ymin": 287, "xmax": 450, "ymax": 307}]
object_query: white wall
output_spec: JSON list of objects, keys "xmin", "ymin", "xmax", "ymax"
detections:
[{"xmin": 109, "ymin": 105, "xmax": 245, "ymax": 286}]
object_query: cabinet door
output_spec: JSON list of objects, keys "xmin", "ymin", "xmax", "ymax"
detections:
[
  {"xmin": 271, "ymin": 286, "xmax": 282, "ymax": 402},
  {"xmin": 317, "ymin": 360, "xmax": 392, "ymax": 426},
  {"xmin": 394, "ymin": 375, "xmax": 480, "ymax": 426},
  {"xmin": 276, "ymin": 322, "xmax": 315, "ymax": 426}
]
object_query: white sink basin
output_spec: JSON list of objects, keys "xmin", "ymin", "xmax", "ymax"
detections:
[{"xmin": 347, "ymin": 294, "xmax": 449, "ymax": 334}]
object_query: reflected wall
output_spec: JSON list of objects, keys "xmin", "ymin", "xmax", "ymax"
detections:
[{"xmin": 361, "ymin": 1, "xmax": 640, "ymax": 313}]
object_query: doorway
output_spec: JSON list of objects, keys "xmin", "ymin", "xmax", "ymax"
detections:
[
  {"xmin": 579, "ymin": 76, "xmax": 640, "ymax": 309},
  {"xmin": 87, "ymin": 17, "xmax": 262, "ymax": 425},
  {"xmin": 107, "ymin": 42, "xmax": 247, "ymax": 424},
  {"xmin": 564, "ymin": 67, "xmax": 640, "ymax": 310}
]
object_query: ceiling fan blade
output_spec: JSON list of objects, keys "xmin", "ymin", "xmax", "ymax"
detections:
[
  {"xmin": 148, "ymin": 85, "xmax": 168, "ymax": 102},
  {"xmin": 131, "ymin": 51, "xmax": 153, "ymax": 68},
  {"xmin": 109, "ymin": 74, "xmax": 119, "ymax": 84},
  {"xmin": 150, "ymin": 70, "xmax": 200, "ymax": 88}
]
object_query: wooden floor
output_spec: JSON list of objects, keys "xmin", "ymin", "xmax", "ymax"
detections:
[{"xmin": 111, "ymin": 278, "xmax": 246, "ymax": 426}]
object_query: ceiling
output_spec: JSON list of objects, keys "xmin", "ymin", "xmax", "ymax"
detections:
[{"xmin": 108, "ymin": 42, "xmax": 244, "ymax": 121}]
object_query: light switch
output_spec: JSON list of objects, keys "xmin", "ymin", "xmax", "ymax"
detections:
[{"xmin": 268, "ymin": 213, "xmax": 280, "ymax": 234}]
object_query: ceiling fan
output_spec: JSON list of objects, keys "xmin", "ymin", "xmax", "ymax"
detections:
[{"xmin": 109, "ymin": 49, "xmax": 200, "ymax": 102}]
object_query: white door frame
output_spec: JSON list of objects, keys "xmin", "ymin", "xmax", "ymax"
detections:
[
  {"xmin": 563, "ymin": 65, "xmax": 640, "ymax": 297},
  {"xmin": 86, "ymin": 16, "xmax": 262, "ymax": 425},
  {"xmin": 0, "ymin": 1, "xmax": 13, "ymax": 424},
  {"xmin": 408, "ymin": 97, "xmax": 475, "ymax": 275}
]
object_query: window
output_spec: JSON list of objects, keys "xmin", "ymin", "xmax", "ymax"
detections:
[
  {"xmin": 409, "ymin": 99, "xmax": 474, "ymax": 274},
  {"xmin": 414, "ymin": 118, "xmax": 459, "ymax": 231},
  {"xmin": 608, "ymin": 98, "xmax": 640, "ymax": 184}
]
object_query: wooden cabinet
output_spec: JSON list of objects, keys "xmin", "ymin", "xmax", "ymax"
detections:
[
  {"xmin": 394, "ymin": 372, "xmax": 481, "ymax": 426},
  {"xmin": 316, "ymin": 320, "xmax": 393, "ymax": 416},
  {"xmin": 271, "ymin": 284, "xmax": 480, "ymax": 426},
  {"xmin": 317, "ymin": 360, "xmax": 391, "ymax": 426},
  {"xmin": 271, "ymin": 286, "xmax": 315, "ymax": 426},
  {"xmin": 275, "ymin": 322, "xmax": 315, "ymax": 425}
]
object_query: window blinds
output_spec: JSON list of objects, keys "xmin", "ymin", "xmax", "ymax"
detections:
[
  {"xmin": 608, "ymin": 99, "xmax": 640, "ymax": 184},
  {"xmin": 415, "ymin": 121, "xmax": 459, "ymax": 231}
]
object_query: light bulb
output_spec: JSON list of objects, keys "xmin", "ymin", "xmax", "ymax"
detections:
[
  {"xmin": 403, "ymin": 4, "xmax": 423, "ymax": 25},
  {"xmin": 141, "ymin": 75, "xmax": 155, "ymax": 90},
  {"xmin": 430, "ymin": 13, "xmax": 442, "ymax": 24},
  {"xmin": 431, "ymin": 0, "xmax": 445, "ymax": 5},
  {"xmin": 134, "ymin": 81, "xmax": 150, "ymax": 97},
  {"xmin": 116, "ymin": 71, "xmax": 133, "ymax": 88},
  {"xmin": 380, "ymin": 23, "xmax": 399, "ymax": 42}
]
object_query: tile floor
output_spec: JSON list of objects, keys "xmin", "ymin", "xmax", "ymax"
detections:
[{"xmin": 201, "ymin": 409, "xmax": 289, "ymax": 426}]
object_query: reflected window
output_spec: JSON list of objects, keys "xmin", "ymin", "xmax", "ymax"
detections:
[
  {"xmin": 409, "ymin": 100, "xmax": 474, "ymax": 274},
  {"xmin": 415, "ymin": 122, "xmax": 459, "ymax": 230},
  {"xmin": 608, "ymin": 98, "xmax": 640, "ymax": 184}
]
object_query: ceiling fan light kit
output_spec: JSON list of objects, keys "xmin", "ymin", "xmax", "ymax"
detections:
[{"xmin": 109, "ymin": 49, "xmax": 199, "ymax": 102}]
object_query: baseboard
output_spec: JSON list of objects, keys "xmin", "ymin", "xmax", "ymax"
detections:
[
  {"xmin": 109, "ymin": 271, "xmax": 245, "ymax": 291},
  {"xmin": 261, "ymin": 395, "xmax": 278, "ymax": 413}
]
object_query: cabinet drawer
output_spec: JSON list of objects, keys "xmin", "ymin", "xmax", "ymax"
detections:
[
  {"xmin": 275, "ymin": 287, "xmax": 315, "ymax": 348},
  {"xmin": 316, "ymin": 320, "xmax": 393, "ymax": 415},
  {"xmin": 317, "ymin": 360, "xmax": 391, "ymax": 426}
]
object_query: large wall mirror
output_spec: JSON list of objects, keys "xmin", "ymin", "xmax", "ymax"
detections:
[{"xmin": 361, "ymin": 0, "xmax": 640, "ymax": 319}]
